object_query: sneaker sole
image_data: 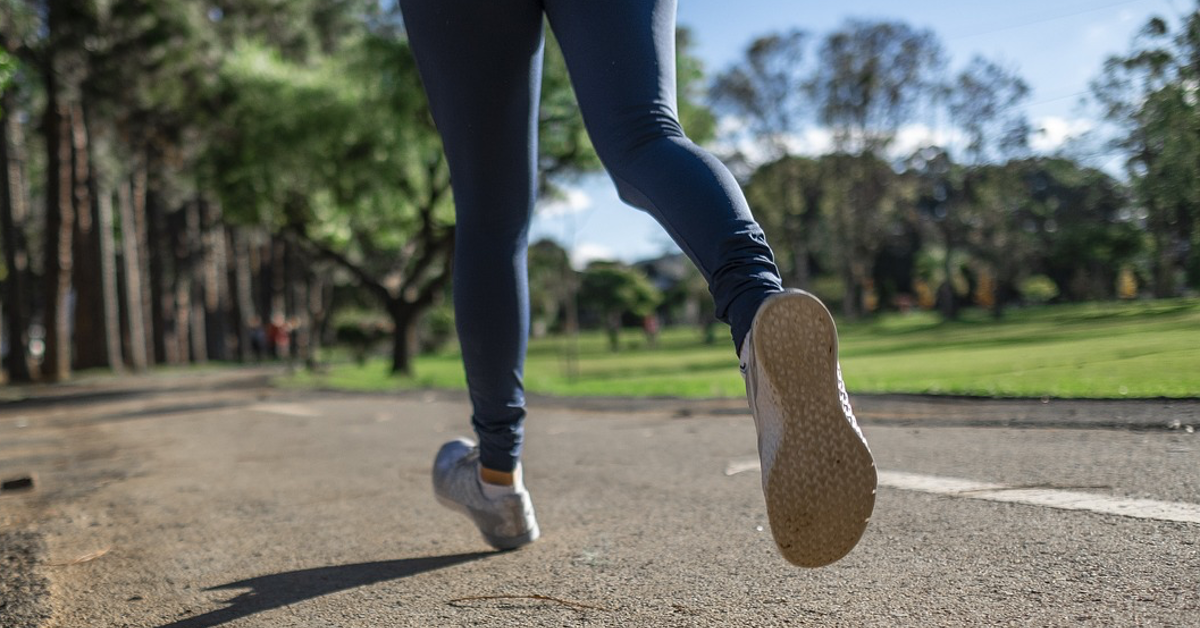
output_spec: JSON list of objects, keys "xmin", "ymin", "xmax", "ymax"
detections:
[
  {"xmin": 434, "ymin": 494, "xmax": 540, "ymax": 551},
  {"xmin": 752, "ymin": 291, "xmax": 877, "ymax": 568}
]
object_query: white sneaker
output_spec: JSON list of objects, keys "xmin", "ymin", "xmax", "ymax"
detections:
[
  {"xmin": 432, "ymin": 439, "xmax": 540, "ymax": 550},
  {"xmin": 740, "ymin": 290, "xmax": 877, "ymax": 567}
]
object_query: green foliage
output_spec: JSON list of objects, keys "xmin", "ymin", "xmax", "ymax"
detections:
[
  {"xmin": 420, "ymin": 302, "xmax": 456, "ymax": 353},
  {"xmin": 915, "ymin": 246, "xmax": 970, "ymax": 297},
  {"xmin": 821, "ymin": 151, "xmax": 904, "ymax": 317},
  {"xmin": 1019, "ymin": 275, "xmax": 1059, "ymax": 304},
  {"xmin": 743, "ymin": 155, "xmax": 828, "ymax": 287},
  {"xmin": 207, "ymin": 0, "xmax": 377, "ymax": 62},
  {"xmin": 333, "ymin": 309, "xmax": 392, "ymax": 364},
  {"xmin": 0, "ymin": 50, "xmax": 14, "ymax": 97},
  {"xmin": 578, "ymin": 264, "xmax": 661, "ymax": 319},
  {"xmin": 578, "ymin": 264, "xmax": 662, "ymax": 350},
  {"xmin": 528, "ymin": 238, "xmax": 575, "ymax": 334},
  {"xmin": 675, "ymin": 28, "xmax": 717, "ymax": 144},
  {"xmin": 206, "ymin": 37, "xmax": 446, "ymax": 243},
  {"xmin": 538, "ymin": 32, "xmax": 601, "ymax": 184},
  {"xmin": 1090, "ymin": 4, "xmax": 1200, "ymax": 295}
]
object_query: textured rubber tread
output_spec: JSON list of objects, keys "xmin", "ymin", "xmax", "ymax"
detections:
[{"xmin": 751, "ymin": 291, "xmax": 877, "ymax": 568}]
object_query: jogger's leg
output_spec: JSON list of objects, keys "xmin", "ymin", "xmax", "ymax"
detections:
[
  {"xmin": 545, "ymin": 1, "xmax": 875, "ymax": 567},
  {"xmin": 543, "ymin": 0, "xmax": 783, "ymax": 352},
  {"xmin": 399, "ymin": 0, "xmax": 544, "ymax": 472}
]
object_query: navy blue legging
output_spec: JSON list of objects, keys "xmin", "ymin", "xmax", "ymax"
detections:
[{"xmin": 400, "ymin": 0, "xmax": 783, "ymax": 472}]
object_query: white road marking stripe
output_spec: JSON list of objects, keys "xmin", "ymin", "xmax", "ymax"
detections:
[
  {"xmin": 877, "ymin": 471, "xmax": 1200, "ymax": 525},
  {"xmin": 249, "ymin": 403, "xmax": 323, "ymax": 418},
  {"xmin": 724, "ymin": 458, "xmax": 761, "ymax": 476}
]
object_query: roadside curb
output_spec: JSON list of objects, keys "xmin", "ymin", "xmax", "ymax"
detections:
[{"xmin": 291, "ymin": 386, "xmax": 1200, "ymax": 432}]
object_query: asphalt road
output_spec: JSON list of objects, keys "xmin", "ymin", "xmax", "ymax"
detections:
[{"xmin": 1, "ymin": 369, "xmax": 1198, "ymax": 627}]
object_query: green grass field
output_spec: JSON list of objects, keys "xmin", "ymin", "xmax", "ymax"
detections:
[{"xmin": 285, "ymin": 299, "xmax": 1200, "ymax": 399}]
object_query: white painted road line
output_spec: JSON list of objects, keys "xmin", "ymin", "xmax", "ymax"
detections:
[
  {"xmin": 723, "ymin": 460, "xmax": 1200, "ymax": 524},
  {"xmin": 877, "ymin": 471, "xmax": 1200, "ymax": 525}
]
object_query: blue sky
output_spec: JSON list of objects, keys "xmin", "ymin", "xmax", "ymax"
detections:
[{"xmin": 529, "ymin": 0, "xmax": 1183, "ymax": 266}]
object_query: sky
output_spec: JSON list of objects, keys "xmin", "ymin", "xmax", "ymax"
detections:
[{"xmin": 528, "ymin": 0, "xmax": 1186, "ymax": 267}]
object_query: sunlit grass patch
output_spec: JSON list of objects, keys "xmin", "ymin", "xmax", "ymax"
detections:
[{"xmin": 282, "ymin": 299, "xmax": 1200, "ymax": 399}]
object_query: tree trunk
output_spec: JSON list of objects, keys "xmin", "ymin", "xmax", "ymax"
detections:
[
  {"xmin": 270, "ymin": 236, "xmax": 287, "ymax": 325},
  {"xmin": 840, "ymin": 261, "xmax": 860, "ymax": 320},
  {"xmin": 146, "ymin": 166, "xmax": 178, "ymax": 364},
  {"xmin": 1153, "ymin": 232, "xmax": 1176, "ymax": 298},
  {"xmin": 117, "ymin": 176, "xmax": 148, "ymax": 370},
  {"xmin": 230, "ymin": 227, "xmax": 255, "ymax": 362},
  {"xmin": 42, "ymin": 85, "xmax": 75, "ymax": 381},
  {"xmin": 84, "ymin": 110, "xmax": 125, "ymax": 372},
  {"xmin": 939, "ymin": 237, "xmax": 958, "ymax": 321},
  {"xmin": 201, "ymin": 199, "xmax": 230, "ymax": 361},
  {"xmin": 606, "ymin": 312, "xmax": 620, "ymax": 352},
  {"xmin": 789, "ymin": 233, "xmax": 811, "ymax": 290},
  {"xmin": 307, "ymin": 272, "xmax": 330, "ymax": 369},
  {"xmin": 389, "ymin": 301, "xmax": 417, "ymax": 376},
  {"xmin": 95, "ymin": 162, "xmax": 124, "ymax": 372},
  {"xmin": 781, "ymin": 170, "xmax": 811, "ymax": 290},
  {"xmin": 177, "ymin": 200, "xmax": 202, "ymax": 363},
  {"xmin": 0, "ymin": 86, "xmax": 34, "ymax": 382},
  {"xmin": 285, "ymin": 237, "xmax": 307, "ymax": 369},
  {"xmin": 131, "ymin": 161, "xmax": 155, "ymax": 366},
  {"xmin": 69, "ymin": 101, "xmax": 113, "ymax": 370}
]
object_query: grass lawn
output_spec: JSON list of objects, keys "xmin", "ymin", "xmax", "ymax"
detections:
[{"xmin": 284, "ymin": 299, "xmax": 1200, "ymax": 399}]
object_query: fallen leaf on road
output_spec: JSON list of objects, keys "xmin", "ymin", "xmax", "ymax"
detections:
[{"xmin": 45, "ymin": 548, "xmax": 110, "ymax": 566}]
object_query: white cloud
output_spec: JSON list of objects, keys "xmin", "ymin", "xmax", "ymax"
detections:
[
  {"xmin": 890, "ymin": 124, "xmax": 966, "ymax": 159},
  {"xmin": 715, "ymin": 120, "xmax": 970, "ymax": 165},
  {"xmin": 783, "ymin": 128, "xmax": 835, "ymax": 157},
  {"xmin": 712, "ymin": 125, "xmax": 833, "ymax": 167},
  {"xmin": 1031, "ymin": 116, "xmax": 1094, "ymax": 152},
  {"xmin": 570, "ymin": 242, "xmax": 616, "ymax": 270},
  {"xmin": 536, "ymin": 187, "xmax": 593, "ymax": 218}
]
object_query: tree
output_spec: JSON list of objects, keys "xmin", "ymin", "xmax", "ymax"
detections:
[
  {"xmin": 906, "ymin": 146, "xmax": 968, "ymax": 319},
  {"xmin": 711, "ymin": 29, "xmax": 809, "ymax": 160},
  {"xmin": 812, "ymin": 20, "xmax": 945, "ymax": 155},
  {"xmin": 1091, "ymin": 8, "xmax": 1200, "ymax": 296},
  {"xmin": 916, "ymin": 56, "xmax": 1030, "ymax": 319},
  {"xmin": 577, "ymin": 263, "xmax": 660, "ymax": 352},
  {"xmin": 675, "ymin": 27, "xmax": 718, "ymax": 145},
  {"xmin": 37, "ymin": 0, "xmax": 100, "ymax": 380},
  {"xmin": 1, "ymin": 6, "xmax": 37, "ymax": 381},
  {"xmin": 742, "ymin": 155, "xmax": 828, "ymax": 289},
  {"xmin": 946, "ymin": 56, "xmax": 1031, "ymax": 164},
  {"xmin": 712, "ymin": 30, "xmax": 821, "ymax": 288},
  {"xmin": 822, "ymin": 151, "xmax": 902, "ymax": 318},
  {"xmin": 1010, "ymin": 158, "xmax": 1139, "ymax": 302},
  {"xmin": 204, "ymin": 37, "xmax": 452, "ymax": 375},
  {"xmin": 527, "ymin": 238, "xmax": 574, "ymax": 337},
  {"xmin": 810, "ymin": 20, "xmax": 944, "ymax": 317},
  {"xmin": 662, "ymin": 260, "xmax": 717, "ymax": 343}
]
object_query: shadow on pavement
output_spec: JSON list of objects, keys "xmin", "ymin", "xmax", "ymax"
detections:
[{"xmin": 155, "ymin": 552, "xmax": 493, "ymax": 628}]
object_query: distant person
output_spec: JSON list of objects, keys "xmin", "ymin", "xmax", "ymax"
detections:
[
  {"xmin": 248, "ymin": 316, "xmax": 267, "ymax": 362},
  {"xmin": 267, "ymin": 314, "xmax": 290, "ymax": 360},
  {"xmin": 642, "ymin": 313, "xmax": 659, "ymax": 348},
  {"xmin": 401, "ymin": 0, "xmax": 876, "ymax": 567}
]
